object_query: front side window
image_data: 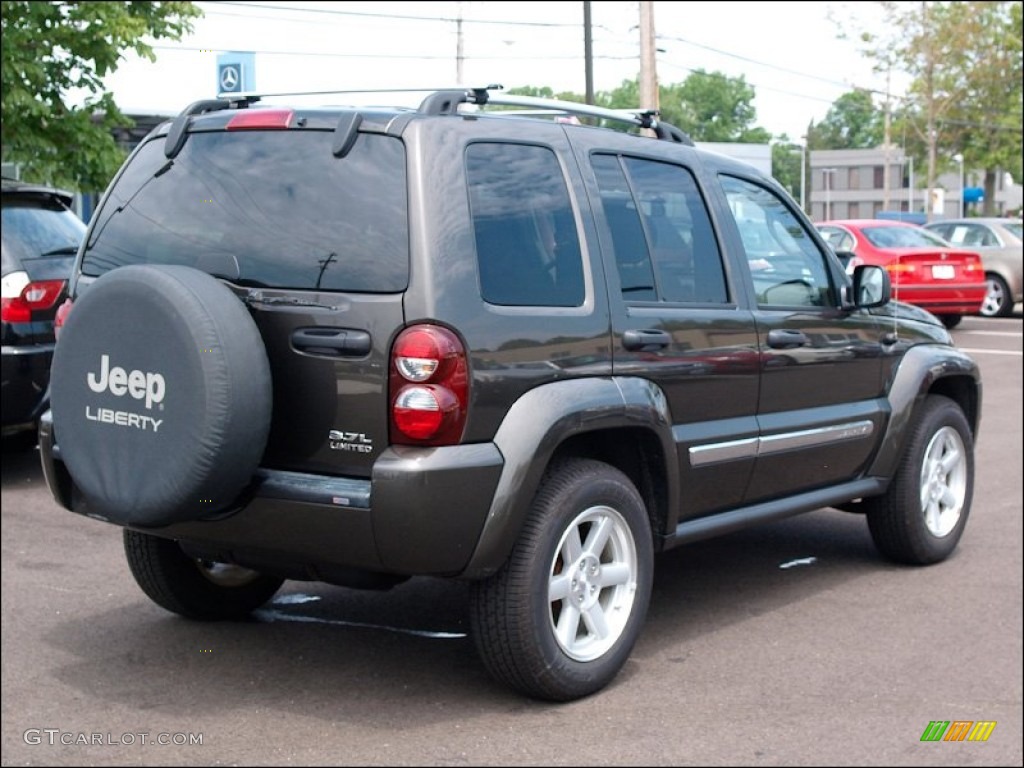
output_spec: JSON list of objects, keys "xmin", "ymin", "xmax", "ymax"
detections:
[
  {"xmin": 817, "ymin": 226, "xmax": 855, "ymax": 253},
  {"xmin": 721, "ymin": 175, "xmax": 835, "ymax": 308},
  {"xmin": 466, "ymin": 143, "xmax": 584, "ymax": 307}
]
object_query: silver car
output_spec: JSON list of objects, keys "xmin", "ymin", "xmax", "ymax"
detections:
[{"xmin": 923, "ymin": 217, "xmax": 1023, "ymax": 317}]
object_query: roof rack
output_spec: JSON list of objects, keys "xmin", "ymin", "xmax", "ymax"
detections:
[
  {"xmin": 417, "ymin": 87, "xmax": 694, "ymax": 145},
  {"xmin": 215, "ymin": 84, "xmax": 504, "ymax": 101},
  {"xmin": 163, "ymin": 84, "xmax": 694, "ymax": 159}
]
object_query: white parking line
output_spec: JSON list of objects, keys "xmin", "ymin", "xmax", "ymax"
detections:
[
  {"xmin": 959, "ymin": 330, "xmax": 1023, "ymax": 337},
  {"xmin": 958, "ymin": 348, "xmax": 1023, "ymax": 356}
]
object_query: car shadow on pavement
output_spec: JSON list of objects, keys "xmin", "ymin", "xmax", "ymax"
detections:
[
  {"xmin": 1, "ymin": 440, "xmax": 42, "ymax": 488},
  {"xmin": 36, "ymin": 507, "xmax": 891, "ymax": 721}
]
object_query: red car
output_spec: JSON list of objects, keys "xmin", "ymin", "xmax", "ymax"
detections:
[{"xmin": 816, "ymin": 219, "xmax": 986, "ymax": 328}]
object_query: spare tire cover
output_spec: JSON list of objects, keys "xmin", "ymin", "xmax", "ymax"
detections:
[{"xmin": 50, "ymin": 265, "xmax": 272, "ymax": 527}]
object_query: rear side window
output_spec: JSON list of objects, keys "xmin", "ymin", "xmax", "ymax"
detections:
[
  {"xmin": 82, "ymin": 130, "xmax": 409, "ymax": 292},
  {"xmin": 466, "ymin": 143, "xmax": 584, "ymax": 307},
  {"xmin": 592, "ymin": 154, "xmax": 728, "ymax": 304}
]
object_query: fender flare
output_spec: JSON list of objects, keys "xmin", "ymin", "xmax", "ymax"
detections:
[
  {"xmin": 461, "ymin": 376, "xmax": 677, "ymax": 579},
  {"xmin": 867, "ymin": 344, "xmax": 981, "ymax": 479}
]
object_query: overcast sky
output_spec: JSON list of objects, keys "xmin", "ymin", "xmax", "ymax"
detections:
[{"xmin": 94, "ymin": 0, "xmax": 900, "ymax": 141}]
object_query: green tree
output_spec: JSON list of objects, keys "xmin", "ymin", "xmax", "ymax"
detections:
[
  {"xmin": 534, "ymin": 71, "xmax": 771, "ymax": 143},
  {"xmin": 944, "ymin": 0, "xmax": 1022, "ymax": 212},
  {"xmin": 1, "ymin": 1, "xmax": 202, "ymax": 192},
  {"xmin": 856, "ymin": 1, "xmax": 1022, "ymax": 219},
  {"xmin": 807, "ymin": 89, "xmax": 884, "ymax": 149},
  {"xmin": 666, "ymin": 70, "xmax": 771, "ymax": 143},
  {"xmin": 770, "ymin": 137, "xmax": 805, "ymax": 209}
]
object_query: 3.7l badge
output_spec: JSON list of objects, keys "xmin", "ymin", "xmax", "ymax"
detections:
[{"xmin": 329, "ymin": 430, "xmax": 373, "ymax": 453}]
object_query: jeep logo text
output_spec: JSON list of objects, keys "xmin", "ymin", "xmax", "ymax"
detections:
[{"xmin": 87, "ymin": 354, "xmax": 166, "ymax": 410}]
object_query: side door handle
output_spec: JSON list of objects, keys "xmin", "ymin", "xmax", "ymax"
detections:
[
  {"xmin": 622, "ymin": 329, "xmax": 672, "ymax": 351},
  {"xmin": 767, "ymin": 329, "xmax": 810, "ymax": 349}
]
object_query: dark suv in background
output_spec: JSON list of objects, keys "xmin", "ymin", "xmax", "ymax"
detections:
[
  {"xmin": 1, "ymin": 177, "xmax": 86, "ymax": 447},
  {"xmin": 40, "ymin": 87, "xmax": 981, "ymax": 701}
]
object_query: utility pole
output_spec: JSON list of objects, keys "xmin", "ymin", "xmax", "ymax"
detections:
[
  {"xmin": 456, "ymin": 1, "xmax": 465, "ymax": 84},
  {"xmin": 583, "ymin": 1, "xmax": 594, "ymax": 105},
  {"xmin": 882, "ymin": 68, "xmax": 892, "ymax": 211},
  {"xmin": 639, "ymin": 1, "xmax": 659, "ymax": 122}
]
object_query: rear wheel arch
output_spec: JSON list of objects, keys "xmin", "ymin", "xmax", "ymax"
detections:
[
  {"xmin": 461, "ymin": 377, "xmax": 677, "ymax": 579},
  {"xmin": 553, "ymin": 427, "xmax": 671, "ymax": 543}
]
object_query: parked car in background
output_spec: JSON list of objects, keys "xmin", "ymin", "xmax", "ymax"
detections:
[
  {"xmin": 816, "ymin": 219, "xmax": 986, "ymax": 328},
  {"xmin": 1, "ymin": 177, "xmax": 87, "ymax": 447},
  {"xmin": 922, "ymin": 217, "xmax": 1023, "ymax": 317}
]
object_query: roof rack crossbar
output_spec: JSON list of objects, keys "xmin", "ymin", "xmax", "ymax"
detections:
[{"xmin": 469, "ymin": 93, "xmax": 695, "ymax": 145}]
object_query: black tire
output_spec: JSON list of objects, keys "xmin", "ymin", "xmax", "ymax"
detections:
[
  {"xmin": 124, "ymin": 529, "xmax": 283, "ymax": 620},
  {"xmin": 939, "ymin": 314, "xmax": 963, "ymax": 329},
  {"xmin": 980, "ymin": 273, "xmax": 1013, "ymax": 318},
  {"xmin": 50, "ymin": 265, "xmax": 272, "ymax": 527},
  {"xmin": 469, "ymin": 458, "xmax": 653, "ymax": 702},
  {"xmin": 864, "ymin": 395, "xmax": 974, "ymax": 565}
]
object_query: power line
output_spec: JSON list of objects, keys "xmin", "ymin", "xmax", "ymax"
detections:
[
  {"xmin": 150, "ymin": 44, "xmax": 637, "ymax": 63},
  {"xmin": 205, "ymin": 1, "xmax": 594, "ymax": 28},
  {"xmin": 656, "ymin": 33, "xmax": 862, "ymax": 92}
]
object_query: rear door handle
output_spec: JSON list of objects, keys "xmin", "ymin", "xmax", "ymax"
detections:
[{"xmin": 622, "ymin": 329, "xmax": 672, "ymax": 351}]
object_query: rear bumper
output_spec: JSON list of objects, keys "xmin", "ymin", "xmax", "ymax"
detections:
[
  {"xmin": 1, "ymin": 343, "xmax": 54, "ymax": 431},
  {"xmin": 891, "ymin": 284, "xmax": 986, "ymax": 315},
  {"xmin": 39, "ymin": 410, "xmax": 503, "ymax": 578}
]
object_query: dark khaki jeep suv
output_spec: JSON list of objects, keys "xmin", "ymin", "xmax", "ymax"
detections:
[{"xmin": 40, "ymin": 87, "xmax": 981, "ymax": 702}]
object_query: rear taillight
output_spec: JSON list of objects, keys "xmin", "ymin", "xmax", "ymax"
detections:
[
  {"xmin": 54, "ymin": 297, "xmax": 74, "ymax": 339},
  {"xmin": 885, "ymin": 263, "xmax": 917, "ymax": 275},
  {"xmin": 0, "ymin": 278, "xmax": 65, "ymax": 324},
  {"xmin": 389, "ymin": 324, "xmax": 469, "ymax": 445}
]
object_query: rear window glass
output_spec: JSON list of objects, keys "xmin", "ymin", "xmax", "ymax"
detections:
[
  {"xmin": 82, "ymin": 130, "xmax": 408, "ymax": 292},
  {"xmin": 860, "ymin": 226, "xmax": 949, "ymax": 249},
  {"xmin": 2, "ymin": 199, "xmax": 86, "ymax": 276}
]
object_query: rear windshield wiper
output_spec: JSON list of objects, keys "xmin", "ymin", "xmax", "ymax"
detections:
[
  {"xmin": 243, "ymin": 290, "xmax": 343, "ymax": 310},
  {"xmin": 38, "ymin": 245, "xmax": 80, "ymax": 258}
]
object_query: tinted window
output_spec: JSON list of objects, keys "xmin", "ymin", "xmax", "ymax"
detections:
[
  {"xmin": 721, "ymin": 175, "xmax": 834, "ymax": 308},
  {"xmin": 938, "ymin": 223, "xmax": 998, "ymax": 247},
  {"xmin": 82, "ymin": 130, "xmax": 409, "ymax": 291},
  {"xmin": 593, "ymin": 154, "xmax": 727, "ymax": 304},
  {"xmin": 466, "ymin": 143, "xmax": 584, "ymax": 307},
  {"xmin": 860, "ymin": 225, "xmax": 949, "ymax": 249},
  {"xmin": 1, "ymin": 198, "xmax": 86, "ymax": 275}
]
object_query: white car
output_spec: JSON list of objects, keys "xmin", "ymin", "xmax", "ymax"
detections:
[{"xmin": 923, "ymin": 217, "xmax": 1023, "ymax": 317}]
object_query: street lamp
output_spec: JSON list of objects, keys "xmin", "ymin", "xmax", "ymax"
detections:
[
  {"xmin": 822, "ymin": 168, "xmax": 836, "ymax": 221},
  {"xmin": 952, "ymin": 153, "xmax": 964, "ymax": 218},
  {"xmin": 787, "ymin": 145, "xmax": 806, "ymax": 212},
  {"xmin": 798, "ymin": 139, "xmax": 807, "ymax": 212}
]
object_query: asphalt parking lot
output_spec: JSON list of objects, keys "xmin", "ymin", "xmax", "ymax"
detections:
[{"xmin": 1, "ymin": 312, "xmax": 1021, "ymax": 767}]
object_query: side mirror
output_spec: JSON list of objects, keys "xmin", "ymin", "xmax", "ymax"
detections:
[{"xmin": 851, "ymin": 264, "xmax": 890, "ymax": 308}]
